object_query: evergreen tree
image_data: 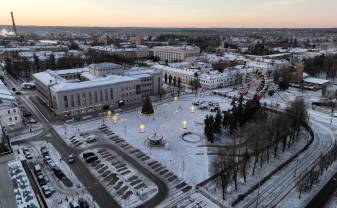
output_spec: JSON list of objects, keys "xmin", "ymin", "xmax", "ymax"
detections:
[
  {"xmin": 164, "ymin": 73, "xmax": 168, "ymax": 83},
  {"xmin": 168, "ymin": 74, "xmax": 172, "ymax": 84},
  {"xmin": 141, "ymin": 96, "xmax": 154, "ymax": 115},
  {"xmin": 214, "ymin": 110, "xmax": 222, "ymax": 133},
  {"xmin": 178, "ymin": 77, "xmax": 181, "ymax": 88},
  {"xmin": 173, "ymin": 76, "xmax": 177, "ymax": 86}
]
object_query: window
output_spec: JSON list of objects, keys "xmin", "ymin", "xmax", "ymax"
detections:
[
  {"xmin": 89, "ymin": 92, "xmax": 93, "ymax": 105},
  {"xmin": 13, "ymin": 109, "xmax": 16, "ymax": 113},
  {"xmin": 71, "ymin": 95, "xmax": 75, "ymax": 107},
  {"xmin": 15, "ymin": 116, "xmax": 17, "ymax": 120},
  {"xmin": 7, "ymin": 110, "xmax": 10, "ymax": 114},
  {"xmin": 64, "ymin": 95, "xmax": 68, "ymax": 108},
  {"xmin": 105, "ymin": 89, "xmax": 108, "ymax": 101},
  {"xmin": 94, "ymin": 91, "xmax": 98, "ymax": 103},
  {"xmin": 110, "ymin": 89, "xmax": 113, "ymax": 100},
  {"xmin": 77, "ymin": 94, "xmax": 81, "ymax": 106},
  {"xmin": 100, "ymin": 90, "xmax": 103, "ymax": 102},
  {"xmin": 9, "ymin": 117, "xmax": 12, "ymax": 121},
  {"xmin": 82, "ymin": 93, "xmax": 87, "ymax": 106}
]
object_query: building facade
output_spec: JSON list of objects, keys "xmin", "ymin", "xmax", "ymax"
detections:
[
  {"xmin": 153, "ymin": 46, "xmax": 200, "ymax": 62},
  {"xmin": 33, "ymin": 64, "xmax": 161, "ymax": 118}
]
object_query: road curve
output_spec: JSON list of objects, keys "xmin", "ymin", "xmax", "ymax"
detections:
[{"xmin": 236, "ymin": 120, "xmax": 335, "ymax": 208}]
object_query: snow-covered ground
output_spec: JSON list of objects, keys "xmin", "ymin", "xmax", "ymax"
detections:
[
  {"xmin": 7, "ymin": 159, "xmax": 40, "ymax": 208},
  {"xmin": 201, "ymin": 129, "xmax": 310, "ymax": 206},
  {"xmin": 54, "ymin": 94, "xmax": 232, "ymax": 185}
]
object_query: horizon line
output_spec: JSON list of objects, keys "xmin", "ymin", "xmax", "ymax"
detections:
[{"xmin": 1, "ymin": 24, "xmax": 337, "ymax": 30}]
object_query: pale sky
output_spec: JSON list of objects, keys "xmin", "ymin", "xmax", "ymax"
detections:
[{"xmin": 0, "ymin": 0, "xmax": 336, "ymax": 28}]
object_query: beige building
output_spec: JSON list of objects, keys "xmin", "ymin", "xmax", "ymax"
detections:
[
  {"xmin": 33, "ymin": 64, "xmax": 162, "ymax": 118},
  {"xmin": 153, "ymin": 45, "xmax": 200, "ymax": 62}
]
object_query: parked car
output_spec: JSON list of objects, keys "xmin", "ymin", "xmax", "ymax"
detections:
[
  {"xmin": 23, "ymin": 148, "xmax": 33, "ymax": 160},
  {"xmin": 68, "ymin": 154, "xmax": 75, "ymax": 164},
  {"xmin": 82, "ymin": 152, "xmax": 95, "ymax": 159},
  {"xmin": 15, "ymin": 91, "xmax": 22, "ymax": 95},
  {"xmin": 210, "ymin": 106, "xmax": 219, "ymax": 112},
  {"xmin": 85, "ymin": 135, "xmax": 97, "ymax": 143},
  {"xmin": 192, "ymin": 101, "xmax": 200, "ymax": 106},
  {"xmin": 199, "ymin": 105, "xmax": 208, "ymax": 110},
  {"xmin": 85, "ymin": 156, "xmax": 98, "ymax": 163}
]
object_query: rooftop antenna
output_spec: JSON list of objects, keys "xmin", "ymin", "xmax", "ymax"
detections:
[{"xmin": 11, "ymin": 11, "xmax": 18, "ymax": 37}]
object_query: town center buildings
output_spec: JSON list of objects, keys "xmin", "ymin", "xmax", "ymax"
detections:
[{"xmin": 33, "ymin": 63, "xmax": 161, "ymax": 118}]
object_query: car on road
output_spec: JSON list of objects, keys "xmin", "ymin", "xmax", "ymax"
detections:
[
  {"xmin": 15, "ymin": 91, "xmax": 22, "ymax": 95},
  {"xmin": 68, "ymin": 154, "xmax": 75, "ymax": 163}
]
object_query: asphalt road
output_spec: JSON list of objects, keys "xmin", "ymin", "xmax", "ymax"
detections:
[{"xmin": 14, "ymin": 93, "xmax": 171, "ymax": 208}]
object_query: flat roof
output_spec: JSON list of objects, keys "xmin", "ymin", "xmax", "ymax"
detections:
[
  {"xmin": 304, "ymin": 77, "xmax": 330, "ymax": 85},
  {"xmin": 50, "ymin": 75, "xmax": 139, "ymax": 92}
]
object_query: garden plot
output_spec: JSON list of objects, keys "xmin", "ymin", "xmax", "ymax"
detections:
[
  {"xmin": 81, "ymin": 148, "xmax": 157, "ymax": 208},
  {"xmin": 7, "ymin": 160, "xmax": 40, "ymax": 208},
  {"xmin": 13, "ymin": 141, "xmax": 98, "ymax": 208}
]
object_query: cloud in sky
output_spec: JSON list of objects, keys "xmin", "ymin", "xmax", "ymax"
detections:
[{"xmin": 0, "ymin": 0, "xmax": 336, "ymax": 27}]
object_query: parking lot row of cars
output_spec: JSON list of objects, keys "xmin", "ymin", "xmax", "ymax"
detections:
[
  {"xmin": 192, "ymin": 100, "xmax": 220, "ymax": 112},
  {"xmin": 102, "ymin": 126, "xmax": 194, "ymax": 204}
]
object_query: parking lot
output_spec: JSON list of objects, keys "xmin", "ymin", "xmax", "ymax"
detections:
[
  {"xmin": 14, "ymin": 141, "xmax": 98, "ymax": 208},
  {"xmin": 81, "ymin": 147, "xmax": 158, "ymax": 207}
]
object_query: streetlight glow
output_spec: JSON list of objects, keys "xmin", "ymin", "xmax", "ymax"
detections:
[
  {"xmin": 139, "ymin": 124, "xmax": 145, "ymax": 133},
  {"xmin": 182, "ymin": 120, "xmax": 188, "ymax": 129}
]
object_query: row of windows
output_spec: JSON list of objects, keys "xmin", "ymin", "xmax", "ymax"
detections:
[
  {"xmin": 63, "ymin": 88, "xmax": 114, "ymax": 109},
  {"xmin": 7, "ymin": 109, "xmax": 17, "ymax": 114},
  {"xmin": 8, "ymin": 116, "xmax": 19, "ymax": 121}
]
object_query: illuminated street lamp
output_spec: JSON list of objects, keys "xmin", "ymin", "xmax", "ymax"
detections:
[
  {"xmin": 173, "ymin": 96, "xmax": 178, "ymax": 102},
  {"xmin": 191, "ymin": 105, "xmax": 196, "ymax": 113},
  {"xmin": 112, "ymin": 115, "xmax": 118, "ymax": 124},
  {"xmin": 182, "ymin": 120, "xmax": 188, "ymax": 129},
  {"xmin": 107, "ymin": 110, "xmax": 112, "ymax": 118},
  {"xmin": 139, "ymin": 124, "xmax": 145, "ymax": 133}
]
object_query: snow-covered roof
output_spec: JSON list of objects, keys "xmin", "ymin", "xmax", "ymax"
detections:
[
  {"xmin": 303, "ymin": 77, "xmax": 330, "ymax": 85},
  {"xmin": 152, "ymin": 64, "xmax": 197, "ymax": 76},
  {"xmin": 50, "ymin": 75, "xmax": 139, "ymax": 92}
]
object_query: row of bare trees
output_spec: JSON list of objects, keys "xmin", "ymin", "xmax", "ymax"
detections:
[
  {"xmin": 297, "ymin": 142, "xmax": 337, "ymax": 199},
  {"xmin": 215, "ymin": 98, "xmax": 308, "ymax": 200}
]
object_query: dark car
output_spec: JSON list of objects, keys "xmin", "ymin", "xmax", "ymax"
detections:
[
  {"xmin": 82, "ymin": 152, "xmax": 95, "ymax": 159},
  {"xmin": 85, "ymin": 156, "xmax": 98, "ymax": 163}
]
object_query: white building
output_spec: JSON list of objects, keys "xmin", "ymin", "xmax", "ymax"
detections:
[
  {"xmin": 0, "ymin": 80, "xmax": 22, "ymax": 130},
  {"xmin": 33, "ymin": 64, "xmax": 162, "ymax": 118},
  {"xmin": 153, "ymin": 45, "xmax": 200, "ymax": 62},
  {"xmin": 153, "ymin": 64, "xmax": 245, "ymax": 89}
]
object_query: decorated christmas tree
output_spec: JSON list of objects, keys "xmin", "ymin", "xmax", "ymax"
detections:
[{"xmin": 141, "ymin": 96, "xmax": 154, "ymax": 116}]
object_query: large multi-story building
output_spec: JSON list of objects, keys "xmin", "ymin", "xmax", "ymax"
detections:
[
  {"xmin": 33, "ymin": 64, "xmax": 161, "ymax": 118},
  {"xmin": 153, "ymin": 64, "xmax": 244, "ymax": 89},
  {"xmin": 91, "ymin": 45, "xmax": 150, "ymax": 59},
  {"xmin": 153, "ymin": 45, "xmax": 200, "ymax": 62}
]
